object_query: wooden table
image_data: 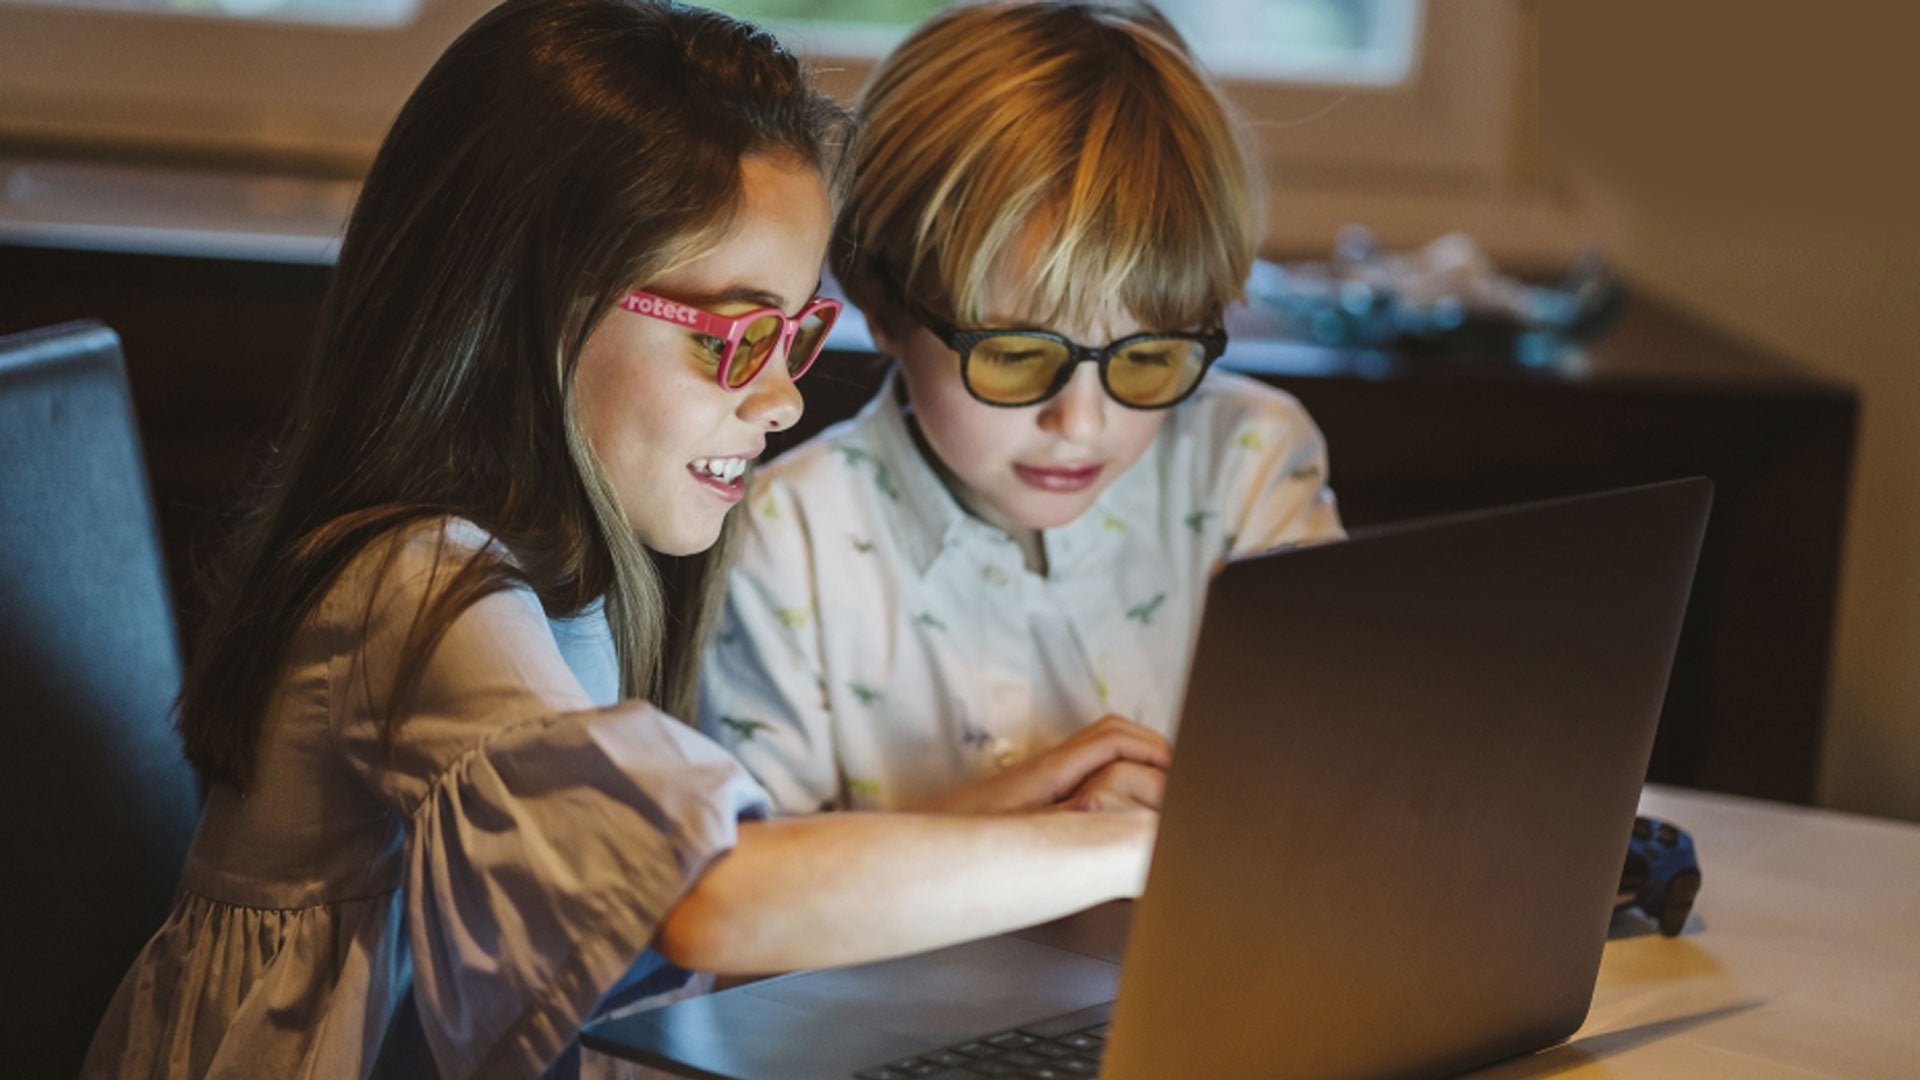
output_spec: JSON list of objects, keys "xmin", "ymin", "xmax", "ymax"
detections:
[
  {"xmin": 1476, "ymin": 785, "xmax": 1920, "ymax": 1078},
  {"xmin": 588, "ymin": 784, "xmax": 1919, "ymax": 1079}
]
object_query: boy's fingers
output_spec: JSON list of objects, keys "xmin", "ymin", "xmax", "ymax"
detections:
[
  {"xmin": 1066, "ymin": 717, "xmax": 1172, "ymax": 765},
  {"xmin": 1086, "ymin": 761, "xmax": 1167, "ymax": 810},
  {"xmin": 1008, "ymin": 719, "xmax": 1171, "ymax": 805},
  {"xmin": 1062, "ymin": 762, "xmax": 1167, "ymax": 812},
  {"xmin": 1119, "ymin": 761, "xmax": 1168, "ymax": 808},
  {"xmin": 1042, "ymin": 734, "xmax": 1167, "ymax": 798},
  {"xmin": 1085, "ymin": 714, "xmax": 1163, "ymax": 742}
]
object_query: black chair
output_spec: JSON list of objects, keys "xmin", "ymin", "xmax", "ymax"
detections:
[{"xmin": 0, "ymin": 320, "xmax": 200, "ymax": 1077}]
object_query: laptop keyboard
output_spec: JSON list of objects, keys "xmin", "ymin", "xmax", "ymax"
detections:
[{"xmin": 852, "ymin": 1003, "xmax": 1113, "ymax": 1079}]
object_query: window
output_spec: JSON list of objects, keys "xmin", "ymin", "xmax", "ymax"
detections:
[
  {"xmin": 718, "ymin": 0, "xmax": 1422, "ymax": 86},
  {"xmin": 722, "ymin": 0, "xmax": 1512, "ymax": 193},
  {"xmin": 3, "ymin": 0, "xmax": 419, "ymax": 28},
  {"xmin": 0, "ymin": 0, "xmax": 1524, "ymax": 260},
  {"xmin": 0, "ymin": 0, "xmax": 485, "ymax": 166}
]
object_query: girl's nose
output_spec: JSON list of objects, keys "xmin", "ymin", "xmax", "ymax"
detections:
[{"xmin": 740, "ymin": 353, "xmax": 803, "ymax": 432}]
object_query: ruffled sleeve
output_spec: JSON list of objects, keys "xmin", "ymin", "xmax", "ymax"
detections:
[{"xmin": 326, "ymin": 522, "xmax": 769, "ymax": 1076}]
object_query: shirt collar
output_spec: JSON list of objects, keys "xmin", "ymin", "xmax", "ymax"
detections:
[{"xmin": 859, "ymin": 370, "xmax": 971, "ymax": 578}]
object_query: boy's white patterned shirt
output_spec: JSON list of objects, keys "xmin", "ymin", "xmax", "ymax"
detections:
[{"xmin": 698, "ymin": 369, "xmax": 1344, "ymax": 813}]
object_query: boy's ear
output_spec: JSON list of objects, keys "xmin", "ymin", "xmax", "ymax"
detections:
[{"xmin": 865, "ymin": 308, "xmax": 907, "ymax": 359}]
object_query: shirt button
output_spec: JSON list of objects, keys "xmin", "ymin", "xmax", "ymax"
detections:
[{"xmin": 987, "ymin": 736, "xmax": 1020, "ymax": 769}]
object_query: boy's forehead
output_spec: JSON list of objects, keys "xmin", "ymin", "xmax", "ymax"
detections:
[
  {"xmin": 978, "ymin": 275, "xmax": 1145, "ymax": 342},
  {"xmin": 936, "ymin": 203, "xmax": 1219, "ymax": 337},
  {"xmin": 963, "ymin": 210, "xmax": 1052, "ymax": 313},
  {"xmin": 968, "ymin": 213, "xmax": 1132, "ymax": 335}
]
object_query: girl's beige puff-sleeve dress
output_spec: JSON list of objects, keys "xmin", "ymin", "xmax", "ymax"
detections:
[{"xmin": 82, "ymin": 519, "xmax": 769, "ymax": 1078}]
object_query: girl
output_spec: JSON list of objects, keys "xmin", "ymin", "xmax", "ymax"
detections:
[
  {"xmin": 700, "ymin": 1, "xmax": 1345, "ymax": 816},
  {"xmin": 83, "ymin": 2, "xmax": 1153, "ymax": 1076}
]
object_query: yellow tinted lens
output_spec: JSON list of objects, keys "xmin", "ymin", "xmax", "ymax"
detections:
[
  {"xmin": 967, "ymin": 335, "xmax": 1071, "ymax": 403},
  {"xmin": 787, "ymin": 309, "xmax": 833, "ymax": 376},
  {"xmin": 1109, "ymin": 338, "xmax": 1205, "ymax": 406},
  {"xmin": 727, "ymin": 313, "xmax": 784, "ymax": 388}
]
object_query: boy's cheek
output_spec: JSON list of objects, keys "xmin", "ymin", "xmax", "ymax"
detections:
[
  {"xmin": 900, "ymin": 353, "xmax": 1013, "ymax": 453},
  {"xmin": 921, "ymin": 395, "xmax": 1025, "ymax": 475}
]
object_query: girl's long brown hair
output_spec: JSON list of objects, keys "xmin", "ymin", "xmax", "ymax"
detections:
[{"xmin": 178, "ymin": 0, "xmax": 844, "ymax": 789}]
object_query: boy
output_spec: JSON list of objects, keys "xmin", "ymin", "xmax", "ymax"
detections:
[{"xmin": 700, "ymin": 1, "xmax": 1342, "ymax": 814}]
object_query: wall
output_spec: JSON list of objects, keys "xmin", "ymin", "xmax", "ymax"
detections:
[{"xmin": 1537, "ymin": 2, "xmax": 1920, "ymax": 820}]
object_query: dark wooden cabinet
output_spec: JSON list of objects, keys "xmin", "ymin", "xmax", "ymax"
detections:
[
  {"xmin": 1224, "ymin": 304, "xmax": 1857, "ymax": 805},
  {"xmin": 1, "ymin": 243, "xmax": 1855, "ymax": 803}
]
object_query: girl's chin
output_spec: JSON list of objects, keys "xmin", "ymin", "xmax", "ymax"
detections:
[{"xmin": 634, "ymin": 515, "xmax": 728, "ymax": 558}]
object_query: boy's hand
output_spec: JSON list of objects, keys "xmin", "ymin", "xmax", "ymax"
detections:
[
  {"xmin": 1059, "ymin": 759, "xmax": 1168, "ymax": 812},
  {"xmin": 912, "ymin": 715, "xmax": 1171, "ymax": 814}
]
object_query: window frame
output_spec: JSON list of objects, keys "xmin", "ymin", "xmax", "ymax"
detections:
[
  {"xmin": 0, "ymin": 0, "xmax": 1530, "ymax": 258},
  {"xmin": 784, "ymin": 0, "xmax": 1518, "ymax": 194},
  {"xmin": 0, "ymin": 0, "xmax": 490, "ymax": 169}
]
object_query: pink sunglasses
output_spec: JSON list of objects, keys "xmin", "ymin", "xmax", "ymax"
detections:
[{"xmin": 619, "ymin": 289, "xmax": 842, "ymax": 391}]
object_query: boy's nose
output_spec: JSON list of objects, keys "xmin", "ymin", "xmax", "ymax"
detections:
[
  {"xmin": 1038, "ymin": 363, "xmax": 1107, "ymax": 442},
  {"xmin": 739, "ymin": 354, "xmax": 803, "ymax": 432}
]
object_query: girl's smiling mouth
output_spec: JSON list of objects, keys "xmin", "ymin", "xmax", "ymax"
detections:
[{"xmin": 690, "ymin": 455, "xmax": 754, "ymax": 501}]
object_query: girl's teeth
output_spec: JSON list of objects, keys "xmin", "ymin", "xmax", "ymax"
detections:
[{"xmin": 695, "ymin": 458, "xmax": 746, "ymax": 482}]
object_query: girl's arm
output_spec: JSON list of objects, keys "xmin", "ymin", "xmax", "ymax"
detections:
[{"xmin": 655, "ymin": 808, "xmax": 1155, "ymax": 973}]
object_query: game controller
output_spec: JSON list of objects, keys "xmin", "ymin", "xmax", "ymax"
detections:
[{"xmin": 1616, "ymin": 815, "xmax": 1701, "ymax": 936}]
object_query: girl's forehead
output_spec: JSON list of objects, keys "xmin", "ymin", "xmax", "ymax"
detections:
[{"xmin": 653, "ymin": 156, "xmax": 832, "ymax": 313}]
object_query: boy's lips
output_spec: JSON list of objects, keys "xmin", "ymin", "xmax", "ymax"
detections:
[{"xmin": 1013, "ymin": 461, "xmax": 1103, "ymax": 493}]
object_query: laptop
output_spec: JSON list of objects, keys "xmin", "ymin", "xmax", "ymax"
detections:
[{"xmin": 582, "ymin": 478, "xmax": 1713, "ymax": 1079}]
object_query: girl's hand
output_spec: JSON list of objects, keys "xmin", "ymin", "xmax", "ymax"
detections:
[{"xmin": 912, "ymin": 715, "xmax": 1171, "ymax": 814}]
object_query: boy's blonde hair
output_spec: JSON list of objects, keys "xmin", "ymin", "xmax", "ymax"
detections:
[{"xmin": 832, "ymin": 0, "xmax": 1262, "ymax": 337}]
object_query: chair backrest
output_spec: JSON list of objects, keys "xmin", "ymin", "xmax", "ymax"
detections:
[{"xmin": 0, "ymin": 320, "xmax": 200, "ymax": 1077}]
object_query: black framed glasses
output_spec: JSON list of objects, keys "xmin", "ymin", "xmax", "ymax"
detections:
[{"xmin": 899, "ymin": 291, "xmax": 1225, "ymax": 410}]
